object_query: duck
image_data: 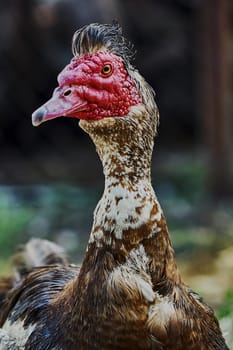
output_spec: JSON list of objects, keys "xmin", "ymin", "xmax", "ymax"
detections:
[
  {"xmin": 0, "ymin": 23, "xmax": 229, "ymax": 350},
  {"xmin": 0, "ymin": 238, "xmax": 68, "ymax": 312}
]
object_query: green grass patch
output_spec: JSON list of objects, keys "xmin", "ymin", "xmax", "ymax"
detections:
[
  {"xmin": 0, "ymin": 207, "xmax": 33, "ymax": 259},
  {"xmin": 217, "ymin": 289, "xmax": 233, "ymax": 319}
]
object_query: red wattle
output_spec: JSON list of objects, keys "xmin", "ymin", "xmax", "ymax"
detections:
[{"xmin": 35, "ymin": 51, "xmax": 143, "ymax": 123}]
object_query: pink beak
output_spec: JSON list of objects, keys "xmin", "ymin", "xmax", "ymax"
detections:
[{"xmin": 32, "ymin": 87, "xmax": 87, "ymax": 126}]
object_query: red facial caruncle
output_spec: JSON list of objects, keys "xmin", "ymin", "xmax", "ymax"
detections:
[{"xmin": 32, "ymin": 51, "xmax": 142, "ymax": 126}]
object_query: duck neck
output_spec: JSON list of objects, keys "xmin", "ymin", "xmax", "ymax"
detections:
[{"xmin": 79, "ymin": 108, "xmax": 181, "ymax": 285}]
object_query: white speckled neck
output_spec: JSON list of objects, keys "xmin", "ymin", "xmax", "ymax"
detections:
[
  {"xmin": 81, "ymin": 105, "xmax": 162, "ymax": 248},
  {"xmin": 89, "ymin": 178, "xmax": 161, "ymax": 246}
]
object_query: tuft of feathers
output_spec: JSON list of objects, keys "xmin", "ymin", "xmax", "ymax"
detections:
[
  {"xmin": 0, "ymin": 239, "xmax": 68, "ymax": 314},
  {"xmin": 72, "ymin": 23, "xmax": 159, "ymax": 134},
  {"xmin": 72, "ymin": 23, "xmax": 135, "ymax": 66},
  {"xmin": 12, "ymin": 239, "xmax": 69, "ymax": 280}
]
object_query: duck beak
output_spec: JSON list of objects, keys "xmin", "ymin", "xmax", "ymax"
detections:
[
  {"xmin": 32, "ymin": 96, "xmax": 64, "ymax": 126},
  {"xmin": 32, "ymin": 88, "xmax": 87, "ymax": 126}
]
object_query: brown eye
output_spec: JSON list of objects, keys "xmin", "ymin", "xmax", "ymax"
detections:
[{"xmin": 101, "ymin": 64, "xmax": 112, "ymax": 76}]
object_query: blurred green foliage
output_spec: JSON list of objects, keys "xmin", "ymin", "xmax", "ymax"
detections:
[
  {"xmin": 0, "ymin": 207, "xmax": 33, "ymax": 254},
  {"xmin": 218, "ymin": 289, "xmax": 233, "ymax": 319},
  {"xmin": 0, "ymin": 189, "xmax": 34, "ymax": 260}
]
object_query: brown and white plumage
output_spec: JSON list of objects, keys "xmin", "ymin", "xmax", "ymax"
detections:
[
  {"xmin": 0, "ymin": 239, "xmax": 68, "ymax": 311},
  {"xmin": 0, "ymin": 23, "xmax": 229, "ymax": 349}
]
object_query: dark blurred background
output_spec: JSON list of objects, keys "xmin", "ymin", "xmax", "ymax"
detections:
[
  {"xmin": 0, "ymin": 0, "xmax": 232, "ymax": 188},
  {"xmin": 0, "ymin": 1, "xmax": 233, "ymax": 340}
]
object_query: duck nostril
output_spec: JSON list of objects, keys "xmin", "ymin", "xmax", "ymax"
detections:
[{"xmin": 64, "ymin": 89, "xmax": 72, "ymax": 97}]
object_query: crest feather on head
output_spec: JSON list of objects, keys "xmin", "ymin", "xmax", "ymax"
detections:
[
  {"xmin": 71, "ymin": 23, "xmax": 158, "ymax": 131},
  {"xmin": 72, "ymin": 23, "xmax": 135, "ymax": 66}
]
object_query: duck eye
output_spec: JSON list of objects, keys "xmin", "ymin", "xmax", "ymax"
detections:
[
  {"xmin": 101, "ymin": 64, "xmax": 112, "ymax": 76},
  {"xmin": 64, "ymin": 89, "xmax": 72, "ymax": 96}
]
